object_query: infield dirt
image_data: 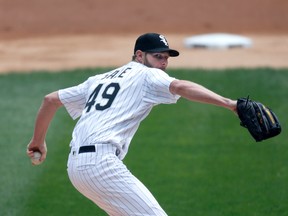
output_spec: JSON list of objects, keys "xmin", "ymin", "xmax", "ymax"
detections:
[{"xmin": 0, "ymin": 0, "xmax": 287, "ymax": 73}]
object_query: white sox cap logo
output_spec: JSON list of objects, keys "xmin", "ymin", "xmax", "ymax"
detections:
[
  {"xmin": 134, "ymin": 33, "xmax": 179, "ymax": 57},
  {"xmin": 159, "ymin": 35, "xmax": 169, "ymax": 47}
]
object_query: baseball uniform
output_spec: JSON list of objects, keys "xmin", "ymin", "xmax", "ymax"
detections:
[{"xmin": 59, "ymin": 61, "xmax": 180, "ymax": 215}]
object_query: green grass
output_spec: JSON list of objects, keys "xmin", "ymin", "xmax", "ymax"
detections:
[{"xmin": 0, "ymin": 67, "xmax": 287, "ymax": 216}]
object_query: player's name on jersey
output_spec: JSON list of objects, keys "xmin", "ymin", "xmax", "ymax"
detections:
[{"xmin": 101, "ymin": 67, "xmax": 131, "ymax": 80}]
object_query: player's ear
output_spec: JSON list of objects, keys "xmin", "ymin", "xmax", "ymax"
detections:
[{"xmin": 135, "ymin": 50, "xmax": 144, "ymax": 63}]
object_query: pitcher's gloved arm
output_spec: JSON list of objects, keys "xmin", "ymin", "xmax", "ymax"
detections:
[{"xmin": 170, "ymin": 79, "xmax": 237, "ymax": 113}]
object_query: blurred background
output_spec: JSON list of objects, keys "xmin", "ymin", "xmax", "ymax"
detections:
[
  {"xmin": 0, "ymin": 0, "xmax": 288, "ymax": 72},
  {"xmin": 1, "ymin": 0, "xmax": 287, "ymax": 37}
]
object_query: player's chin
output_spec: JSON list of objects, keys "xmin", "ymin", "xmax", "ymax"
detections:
[
  {"xmin": 158, "ymin": 66, "xmax": 167, "ymax": 71},
  {"xmin": 145, "ymin": 62, "xmax": 166, "ymax": 71}
]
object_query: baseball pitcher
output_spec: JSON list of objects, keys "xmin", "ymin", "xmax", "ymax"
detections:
[{"xmin": 27, "ymin": 33, "xmax": 238, "ymax": 215}]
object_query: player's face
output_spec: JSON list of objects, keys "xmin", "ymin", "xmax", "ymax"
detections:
[{"xmin": 143, "ymin": 52, "xmax": 170, "ymax": 71}]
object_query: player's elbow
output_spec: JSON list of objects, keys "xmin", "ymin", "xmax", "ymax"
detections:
[
  {"xmin": 169, "ymin": 79, "xmax": 187, "ymax": 95},
  {"xmin": 43, "ymin": 91, "xmax": 63, "ymax": 108}
]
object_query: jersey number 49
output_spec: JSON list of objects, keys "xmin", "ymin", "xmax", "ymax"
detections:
[{"xmin": 85, "ymin": 82, "xmax": 120, "ymax": 113}]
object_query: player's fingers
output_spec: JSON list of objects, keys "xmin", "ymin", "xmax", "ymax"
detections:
[
  {"xmin": 26, "ymin": 148, "xmax": 34, "ymax": 158},
  {"xmin": 26, "ymin": 145, "xmax": 40, "ymax": 159},
  {"xmin": 39, "ymin": 152, "xmax": 46, "ymax": 162}
]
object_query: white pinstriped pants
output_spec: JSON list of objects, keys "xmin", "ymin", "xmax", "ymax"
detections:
[{"xmin": 67, "ymin": 144, "xmax": 167, "ymax": 216}]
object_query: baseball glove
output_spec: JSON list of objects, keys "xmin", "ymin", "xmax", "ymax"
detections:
[{"xmin": 237, "ymin": 97, "xmax": 281, "ymax": 142}]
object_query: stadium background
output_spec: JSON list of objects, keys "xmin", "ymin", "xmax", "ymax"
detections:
[{"xmin": 0, "ymin": 0, "xmax": 288, "ymax": 72}]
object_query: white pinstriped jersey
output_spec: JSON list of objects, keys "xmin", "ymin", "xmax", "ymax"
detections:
[{"xmin": 59, "ymin": 61, "xmax": 180, "ymax": 160}]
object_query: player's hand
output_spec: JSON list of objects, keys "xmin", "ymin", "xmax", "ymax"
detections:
[{"xmin": 26, "ymin": 140, "xmax": 47, "ymax": 164}]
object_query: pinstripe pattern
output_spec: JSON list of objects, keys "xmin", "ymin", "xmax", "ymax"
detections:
[
  {"xmin": 59, "ymin": 61, "xmax": 179, "ymax": 159},
  {"xmin": 60, "ymin": 61, "xmax": 180, "ymax": 215},
  {"xmin": 68, "ymin": 145, "xmax": 167, "ymax": 216}
]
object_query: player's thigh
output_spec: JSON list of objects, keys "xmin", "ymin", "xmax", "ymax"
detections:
[
  {"xmin": 68, "ymin": 154, "xmax": 167, "ymax": 215},
  {"xmin": 96, "ymin": 158, "xmax": 167, "ymax": 216}
]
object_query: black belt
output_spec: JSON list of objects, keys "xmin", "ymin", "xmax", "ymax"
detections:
[
  {"xmin": 74, "ymin": 145, "xmax": 120, "ymax": 156},
  {"xmin": 78, "ymin": 145, "xmax": 95, "ymax": 154}
]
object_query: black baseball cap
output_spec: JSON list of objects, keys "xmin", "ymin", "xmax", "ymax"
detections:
[{"xmin": 134, "ymin": 33, "xmax": 179, "ymax": 57}]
